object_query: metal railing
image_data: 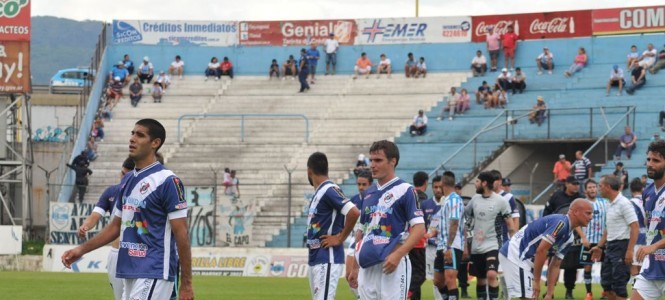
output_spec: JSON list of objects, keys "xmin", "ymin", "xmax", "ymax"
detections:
[{"xmin": 177, "ymin": 113, "xmax": 310, "ymax": 143}]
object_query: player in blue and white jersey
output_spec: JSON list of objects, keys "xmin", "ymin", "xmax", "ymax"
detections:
[
  {"xmin": 348, "ymin": 140, "xmax": 425, "ymax": 300},
  {"xmin": 427, "ymin": 173, "xmax": 465, "ymax": 300},
  {"xmin": 63, "ymin": 119, "xmax": 194, "ymax": 300},
  {"xmin": 628, "ymin": 178, "xmax": 647, "ymax": 279},
  {"xmin": 345, "ymin": 171, "xmax": 373, "ymax": 300},
  {"xmin": 305, "ymin": 152, "xmax": 360, "ymax": 300},
  {"xmin": 499, "ymin": 199, "xmax": 593, "ymax": 300},
  {"xmin": 422, "ymin": 175, "xmax": 444, "ymax": 300},
  {"xmin": 491, "ymin": 170, "xmax": 520, "ymax": 241}
]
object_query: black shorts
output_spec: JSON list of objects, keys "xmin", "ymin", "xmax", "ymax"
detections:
[
  {"xmin": 434, "ymin": 248, "xmax": 463, "ymax": 272},
  {"xmin": 610, "ymin": 79, "xmax": 625, "ymax": 87},
  {"xmin": 469, "ymin": 250, "xmax": 499, "ymax": 279},
  {"xmin": 579, "ymin": 243, "xmax": 603, "ymax": 265}
]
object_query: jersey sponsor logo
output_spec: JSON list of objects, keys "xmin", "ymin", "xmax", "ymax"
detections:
[
  {"xmin": 307, "ymin": 238, "xmax": 321, "ymax": 249},
  {"xmin": 310, "ymin": 222, "xmax": 321, "ymax": 234},
  {"xmin": 139, "ymin": 181, "xmax": 150, "ymax": 194},
  {"xmin": 120, "ymin": 241, "xmax": 148, "ymax": 257},
  {"xmin": 122, "ymin": 196, "xmax": 146, "ymax": 212}
]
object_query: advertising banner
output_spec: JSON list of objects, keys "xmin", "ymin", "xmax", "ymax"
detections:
[
  {"xmin": 217, "ymin": 194, "xmax": 255, "ymax": 247},
  {"xmin": 42, "ymin": 245, "xmax": 111, "ymax": 273},
  {"xmin": 190, "ymin": 248, "xmax": 307, "ymax": 277},
  {"xmin": 0, "ymin": 0, "xmax": 30, "ymax": 41},
  {"xmin": 355, "ymin": 16, "xmax": 471, "ymax": 45},
  {"xmin": 112, "ymin": 20, "xmax": 238, "ymax": 46},
  {"xmin": 239, "ymin": 19, "xmax": 357, "ymax": 46},
  {"xmin": 0, "ymin": 41, "xmax": 30, "ymax": 93},
  {"xmin": 0, "ymin": 225, "xmax": 22, "ymax": 254},
  {"xmin": 592, "ymin": 5, "xmax": 665, "ymax": 35},
  {"xmin": 472, "ymin": 10, "xmax": 592, "ymax": 42},
  {"xmin": 49, "ymin": 202, "xmax": 111, "ymax": 245}
]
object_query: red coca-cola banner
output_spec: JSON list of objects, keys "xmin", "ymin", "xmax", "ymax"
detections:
[
  {"xmin": 592, "ymin": 5, "xmax": 665, "ymax": 35},
  {"xmin": 472, "ymin": 10, "xmax": 592, "ymax": 42},
  {"xmin": 239, "ymin": 20, "xmax": 357, "ymax": 46}
]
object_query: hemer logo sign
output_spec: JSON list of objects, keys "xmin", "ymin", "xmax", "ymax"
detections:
[{"xmin": 0, "ymin": 0, "xmax": 28, "ymax": 18}]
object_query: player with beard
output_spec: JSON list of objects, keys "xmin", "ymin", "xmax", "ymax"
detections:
[
  {"xmin": 575, "ymin": 179, "xmax": 608, "ymax": 300},
  {"xmin": 345, "ymin": 171, "xmax": 373, "ymax": 299},
  {"xmin": 422, "ymin": 174, "xmax": 444, "ymax": 300}
]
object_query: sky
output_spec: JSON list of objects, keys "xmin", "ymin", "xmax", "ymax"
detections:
[{"xmin": 32, "ymin": 0, "xmax": 664, "ymax": 22}]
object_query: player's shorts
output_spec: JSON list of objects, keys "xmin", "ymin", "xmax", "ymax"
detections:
[
  {"xmin": 489, "ymin": 50, "xmax": 500, "ymax": 60},
  {"xmin": 469, "ymin": 250, "xmax": 499, "ymax": 279},
  {"xmin": 309, "ymin": 263, "xmax": 343, "ymax": 300},
  {"xmin": 354, "ymin": 66, "xmax": 371, "ymax": 74},
  {"xmin": 633, "ymin": 275, "xmax": 665, "ymax": 299},
  {"xmin": 358, "ymin": 255, "xmax": 411, "ymax": 300},
  {"xmin": 633, "ymin": 244, "xmax": 645, "ymax": 266},
  {"xmin": 426, "ymin": 245, "xmax": 437, "ymax": 279},
  {"xmin": 504, "ymin": 47, "xmax": 515, "ymax": 58},
  {"xmin": 499, "ymin": 253, "xmax": 533, "ymax": 299},
  {"xmin": 434, "ymin": 248, "xmax": 463, "ymax": 272},
  {"xmin": 107, "ymin": 248, "xmax": 123, "ymax": 300},
  {"xmin": 579, "ymin": 244, "xmax": 602, "ymax": 265},
  {"xmin": 122, "ymin": 278, "xmax": 175, "ymax": 300}
]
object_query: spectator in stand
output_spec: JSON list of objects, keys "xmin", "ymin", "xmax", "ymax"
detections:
[
  {"xmin": 614, "ymin": 126, "xmax": 637, "ymax": 160},
  {"xmin": 106, "ymin": 77, "xmax": 123, "ymax": 108},
  {"xmin": 438, "ymin": 87, "xmax": 458, "ymax": 120},
  {"xmin": 129, "ymin": 77, "xmax": 143, "ymax": 107},
  {"xmin": 613, "ymin": 162, "xmax": 629, "ymax": 191},
  {"xmin": 298, "ymin": 48, "xmax": 310, "ymax": 93},
  {"xmin": 455, "ymin": 88, "xmax": 471, "ymax": 115},
  {"xmin": 269, "ymin": 59, "xmax": 280, "ymax": 80},
  {"xmin": 496, "ymin": 68, "xmax": 511, "ymax": 91},
  {"xmin": 225, "ymin": 170, "xmax": 240, "ymax": 197},
  {"xmin": 67, "ymin": 161, "xmax": 92, "ymax": 203},
  {"xmin": 528, "ymin": 96, "xmax": 547, "ymax": 125},
  {"xmin": 99, "ymin": 102, "xmax": 113, "ymax": 120},
  {"xmin": 353, "ymin": 154, "xmax": 370, "ymax": 176},
  {"xmin": 72, "ymin": 151, "xmax": 89, "ymax": 168},
  {"xmin": 110, "ymin": 61, "xmax": 130, "ymax": 86},
  {"xmin": 446, "ymin": 90, "xmax": 458, "ymax": 121},
  {"xmin": 511, "ymin": 67, "xmax": 526, "ymax": 94},
  {"xmin": 552, "ymin": 154, "xmax": 572, "ymax": 188},
  {"xmin": 475, "ymin": 81, "xmax": 492, "ymax": 105},
  {"xmin": 659, "ymin": 105, "xmax": 665, "ymax": 131},
  {"xmin": 353, "ymin": 52, "xmax": 372, "ymax": 80},
  {"xmin": 156, "ymin": 71, "xmax": 170, "ymax": 91},
  {"xmin": 324, "ymin": 33, "xmax": 339, "ymax": 75},
  {"xmin": 306, "ymin": 42, "xmax": 320, "ymax": 84},
  {"xmin": 638, "ymin": 43, "xmax": 657, "ymax": 69},
  {"xmin": 486, "ymin": 26, "xmax": 501, "ymax": 72},
  {"xmin": 501, "ymin": 24, "xmax": 519, "ymax": 71},
  {"xmin": 488, "ymin": 83, "xmax": 507, "ymax": 109},
  {"xmin": 405, "ymin": 52, "xmax": 418, "ymax": 78},
  {"xmin": 536, "ymin": 47, "xmax": 554, "ymax": 75},
  {"xmin": 122, "ymin": 54, "xmax": 135, "ymax": 75},
  {"xmin": 564, "ymin": 47, "xmax": 588, "ymax": 77},
  {"xmin": 93, "ymin": 116, "xmax": 104, "ymax": 141},
  {"xmin": 376, "ymin": 54, "xmax": 392, "ymax": 79},
  {"xmin": 471, "ymin": 50, "xmax": 487, "ymax": 77},
  {"xmin": 606, "ymin": 65, "xmax": 625, "ymax": 96},
  {"xmin": 571, "ymin": 150, "xmax": 593, "ymax": 191},
  {"xmin": 221, "ymin": 57, "xmax": 234, "ymax": 79},
  {"xmin": 168, "ymin": 55, "xmax": 185, "ymax": 79},
  {"xmin": 86, "ymin": 136, "xmax": 98, "ymax": 161},
  {"xmin": 415, "ymin": 57, "xmax": 427, "ymax": 78},
  {"xmin": 410, "ymin": 109, "xmax": 428, "ymax": 136},
  {"xmin": 151, "ymin": 82, "xmax": 163, "ymax": 103},
  {"xmin": 626, "ymin": 45, "xmax": 640, "ymax": 70},
  {"xmin": 205, "ymin": 57, "xmax": 221, "ymax": 81},
  {"xmin": 626, "ymin": 61, "xmax": 647, "ymax": 95},
  {"xmin": 283, "ymin": 55, "xmax": 297, "ymax": 80},
  {"xmin": 137, "ymin": 56, "xmax": 154, "ymax": 83},
  {"xmin": 649, "ymin": 44, "xmax": 665, "ymax": 74}
]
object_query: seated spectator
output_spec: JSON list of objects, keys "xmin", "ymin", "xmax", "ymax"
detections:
[
  {"xmin": 471, "ymin": 50, "xmax": 487, "ymax": 77},
  {"xmin": 99, "ymin": 102, "xmax": 113, "ymax": 120},
  {"xmin": 156, "ymin": 71, "xmax": 170, "ymax": 91},
  {"xmin": 638, "ymin": 43, "xmax": 657, "ymax": 69},
  {"xmin": 376, "ymin": 54, "xmax": 392, "ymax": 79},
  {"xmin": 415, "ymin": 57, "xmax": 427, "ymax": 78},
  {"xmin": 438, "ymin": 87, "xmax": 458, "ymax": 120},
  {"xmin": 659, "ymin": 105, "xmax": 665, "ymax": 131},
  {"xmin": 649, "ymin": 44, "xmax": 665, "ymax": 74},
  {"xmin": 487, "ymin": 83, "xmax": 506, "ymax": 109},
  {"xmin": 410, "ymin": 109, "xmax": 428, "ymax": 136},
  {"xmin": 123, "ymin": 54, "xmax": 135, "ymax": 75},
  {"xmin": 405, "ymin": 52, "xmax": 417, "ymax": 78},
  {"xmin": 110, "ymin": 61, "xmax": 130, "ymax": 86},
  {"xmin": 85, "ymin": 136, "xmax": 98, "ymax": 161},
  {"xmin": 152, "ymin": 82, "xmax": 163, "ymax": 103},
  {"xmin": 353, "ymin": 52, "xmax": 372, "ymax": 79},
  {"xmin": 614, "ymin": 126, "xmax": 637, "ymax": 160},
  {"xmin": 564, "ymin": 47, "xmax": 588, "ymax": 77},
  {"xmin": 137, "ymin": 56, "xmax": 154, "ymax": 83},
  {"xmin": 168, "ymin": 55, "xmax": 185, "ymax": 79},
  {"xmin": 626, "ymin": 61, "xmax": 647, "ymax": 95},
  {"xmin": 282, "ymin": 55, "xmax": 297, "ymax": 80},
  {"xmin": 475, "ymin": 81, "xmax": 491, "ymax": 104},
  {"xmin": 221, "ymin": 57, "xmax": 234, "ymax": 79},
  {"xmin": 536, "ymin": 47, "xmax": 554, "ymax": 75},
  {"xmin": 106, "ymin": 77, "xmax": 123, "ymax": 108},
  {"xmin": 205, "ymin": 57, "xmax": 221, "ymax": 81},
  {"xmin": 626, "ymin": 45, "xmax": 640, "ymax": 70},
  {"xmin": 455, "ymin": 88, "xmax": 470, "ymax": 115},
  {"xmin": 129, "ymin": 77, "xmax": 143, "ymax": 107},
  {"xmin": 353, "ymin": 154, "xmax": 370, "ymax": 176},
  {"xmin": 268, "ymin": 59, "xmax": 280, "ymax": 79},
  {"xmin": 528, "ymin": 96, "xmax": 547, "ymax": 126},
  {"xmin": 606, "ymin": 65, "xmax": 625, "ymax": 96},
  {"xmin": 511, "ymin": 67, "xmax": 526, "ymax": 94},
  {"xmin": 92, "ymin": 116, "xmax": 104, "ymax": 141},
  {"xmin": 496, "ymin": 68, "xmax": 511, "ymax": 91},
  {"xmin": 445, "ymin": 91, "xmax": 458, "ymax": 120}
]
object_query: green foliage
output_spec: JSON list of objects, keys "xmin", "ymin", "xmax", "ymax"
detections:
[{"xmin": 21, "ymin": 240, "xmax": 44, "ymax": 255}]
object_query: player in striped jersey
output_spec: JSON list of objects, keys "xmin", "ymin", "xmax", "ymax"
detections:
[
  {"xmin": 628, "ymin": 178, "xmax": 647, "ymax": 280},
  {"xmin": 345, "ymin": 171, "xmax": 372, "ymax": 299},
  {"xmin": 421, "ymin": 174, "xmax": 444, "ymax": 300},
  {"xmin": 575, "ymin": 179, "xmax": 607, "ymax": 300}
]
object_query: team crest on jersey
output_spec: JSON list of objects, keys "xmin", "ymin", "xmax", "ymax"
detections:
[
  {"xmin": 384, "ymin": 192, "xmax": 395, "ymax": 204},
  {"xmin": 659, "ymin": 196, "xmax": 665, "ymax": 206},
  {"xmin": 139, "ymin": 181, "xmax": 150, "ymax": 194}
]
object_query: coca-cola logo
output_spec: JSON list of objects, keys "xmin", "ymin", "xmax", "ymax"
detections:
[
  {"xmin": 475, "ymin": 20, "xmax": 514, "ymax": 36},
  {"xmin": 530, "ymin": 17, "xmax": 571, "ymax": 34}
]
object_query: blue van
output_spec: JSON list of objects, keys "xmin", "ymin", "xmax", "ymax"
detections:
[{"xmin": 49, "ymin": 68, "xmax": 95, "ymax": 94}]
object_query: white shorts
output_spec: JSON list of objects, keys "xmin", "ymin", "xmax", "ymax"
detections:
[
  {"xmin": 499, "ymin": 254, "xmax": 533, "ymax": 299},
  {"xmin": 354, "ymin": 66, "xmax": 371, "ymax": 74},
  {"xmin": 107, "ymin": 248, "xmax": 123, "ymax": 300},
  {"xmin": 633, "ymin": 275, "xmax": 665, "ymax": 299},
  {"xmin": 122, "ymin": 278, "xmax": 175, "ymax": 300},
  {"xmin": 634, "ymin": 245, "xmax": 645, "ymax": 266},
  {"xmin": 309, "ymin": 263, "xmax": 343, "ymax": 300},
  {"xmin": 425, "ymin": 245, "xmax": 436, "ymax": 280},
  {"xmin": 358, "ymin": 255, "xmax": 411, "ymax": 300}
]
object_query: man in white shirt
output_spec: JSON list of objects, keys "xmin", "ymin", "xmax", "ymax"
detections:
[
  {"xmin": 536, "ymin": 47, "xmax": 554, "ymax": 75},
  {"xmin": 324, "ymin": 33, "xmax": 340, "ymax": 75},
  {"xmin": 410, "ymin": 110, "xmax": 428, "ymax": 136},
  {"xmin": 638, "ymin": 43, "xmax": 657, "ymax": 68},
  {"xmin": 471, "ymin": 50, "xmax": 487, "ymax": 77},
  {"xmin": 497, "ymin": 68, "xmax": 512, "ymax": 91},
  {"xmin": 168, "ymin": 55, "xmax": 185, "ymax": 79},
  {"xmin": 606, "ymin": 65, "xmax": 625, "ymax": 96},
  {"xmin": 376, "ymin": 54, "xmax": 392, "ymax": 79}
]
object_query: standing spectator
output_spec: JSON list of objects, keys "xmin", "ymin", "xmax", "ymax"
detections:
[
  {"xmin": 606, "ymin": 65, "xmax": 625, "ymax": 96},
  {"xmin": 110, "ymin": 61, "xmax": 130, "ymax": 86},
  {"xmin": 613, "ymin": 162, "xmax": 629, "ymax": 191},
  {"xmin": 306, "ymin": 42, "xmax": 320, "ymax": 83},
  {"xmin": 220, "ymin": 57, "xmax": 234, "ymax": 79},
  {"xmin": 415, "ymin": 57, "xmax": 427, "ymax": 78},
  {"xmin": 353, "ymin": 154, "xmax": 370, "ymax": 176},
  {"xmin": 323, "ymin": 33, "xmax": 339, "ymax": 75},
  {"xmin": 376, "ymin": 54, "xmax": 392, "ymax": 79},
  {"xmin": 552, "ymin": 154, "xmax": 572, "ymax": 188},
  {"xmin": 511, "ymin": 67, "xmax": 526, "ymax": 94},
  {"xmin": 590, "ymin": 175, "xmax": 638, "ymax": 300},
  {"xmin": 156, "ymin": 71, "xmax": 170, "ymax": 91},
  {"xmin": 106, "ymin": 77, "xmax": 123, "ymax": 108},
  {"xmin": 151, "ymin": 82, "xmax": 163, "ymax": 103},
  {"xmin": 298, "ymin": 48, "xmax": 310, "ymax": 93},
  {"xmin": 471, "ymin": 50, "xmax": 487, "ymax": 77},
  {"xmin": 168, "ymin": 55, "xmax": 185, "ymax": 79},
  {"xmin": 225, "ymin": 170, "xmax": 240, "ymax": 197},
  {"xmin": 122, "ymin": 54, "xmax": 135, "ymax": 75},
  {"xmin": 528, "ymin": 96, "xmax": 547, "ymax": 126},
  {"xmin": 405, "ymin": 52, "xmax": 418, "ymax": 78},
  {"xmin": 649, "ymin": 44, "xmax": 665, "ymax": 74},
  {"xmin": 615, "ymin": 126, "xmax": 638, "ymax": 160},
  {"xmin": 408, "ymin": 171, "xmax": 429, "ymax": 300},
  {"xmin": 205, "ymin": 57, "xmax": 221, "ymax": 81},
  {"xmin": 129, "ymin": 77, "xmax": 143, "ymax": 107},
  {"xmin": 268, "ymin": 59, "xmax": 280, "ymax": 79},
  {"xmin": 485, "ymin": 26, "xmax": 501, "ymax": 72},
  {"xmin": 501, "ymin": 25, "xmax": 519, "ymax": 71},
  {"xmin": 564, "ymin": 47, "xmax": 588, "ymax": 77},
  {"xmin": 283, "ymin": 55, "xmax": 297, "ymax": 80},
  {"xmin": 137, "ymin": 56, "xmax": 154, "ymax": 83},
  {"xmin": 571, "ymin": 150, "xmax": 593, "ymax": 190},
  {"xmin": 455, "ymin": 88, "xmax": 471, "ymax": 115},
  {"xmin": 410, "ymin": 110, "xmax": 428, "ymax": 136},
  {"xmin": 626, "ymin": 61, "xmax": 647, "ymax": 95},
  {"xmin": 438, "ymin": 87, "xmax": 458, "ymax": 120},
  {"xmin": 543, "ymin": 176, "xmax": 580, "ymax": 217},
  {"xmin": 67, "ymin": 161, "xmax": 92, "ymax": 203},
  {"xmin": 496, "ymin": 68, "xmax": 512, "ymax": 91},
  {"xmin": 475, "ymin": 81, "xmax": 491, "ymax": 105},
  {"xmin": 536, "ymin": 47, "xmax": 554, "ymax": 75},
  {"xmin": 638, "ymin": 43, "xmax": 657, "ymax": 69},
  {"xmin": 72, "ymin": 151, "xmax": 89, "ymax": 168},
  {"xmin": 626, "ymin": 45, "xmax": 640, "ymax": 70},
  {"xmin": 352, "ymin": 52, "xmax": 372, "ymax": 80}
]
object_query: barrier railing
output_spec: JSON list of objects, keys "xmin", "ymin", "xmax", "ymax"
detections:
[{"xmin": 176, "ymin": 113, "xmax": 310, "ymax": 143}]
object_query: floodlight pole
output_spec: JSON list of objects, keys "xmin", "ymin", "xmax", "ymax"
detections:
[
  {"xmin": 284, "ymin": 164, "xmax": 296, "ymax": 248},
  {"xmin": 415, "ymin": 0, "xmax": 419, "ymax": 17}
]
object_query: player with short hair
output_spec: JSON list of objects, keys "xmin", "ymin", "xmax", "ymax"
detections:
[
  {"xmin": 62, "ymin": 118, "xmax": 194, "ymax": 300},
  {"xmin": 408, "ymin": 171, "xmax": 429, "ymax": 300},
  {"xmin": 422, "ymin": 175, "xmax": 444, "ymax": 300},
  {"xmin": 306, "ymin": 152, "xmax": 360, "ymax": 300},
  {"xmin": 628, "ymin": 178, "xmax": 647, "ymax": 280},
  {"xmin": 345, "ymin": 171, "xmax": 373, "ymax": 299},
  {"xmin": 489, "ymin": 170, "xmax": 520, "ymax": 300},
  {"xmin": 575, "ymin": 179, "xmax": 607, "ymax": 300}
]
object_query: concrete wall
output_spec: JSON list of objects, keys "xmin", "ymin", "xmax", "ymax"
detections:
[{"xmin": 32, "ymin": 143, "xmax": 67, "ymax": 227}]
